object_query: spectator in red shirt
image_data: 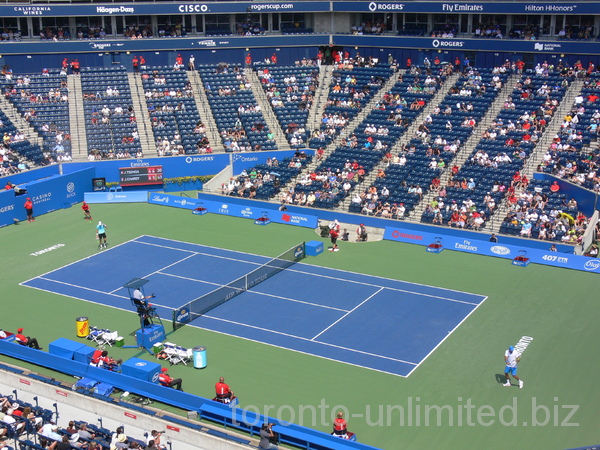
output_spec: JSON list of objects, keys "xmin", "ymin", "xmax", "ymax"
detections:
[
  {"xmin": 215, "ymin": 377, "xmax": 233, "ymax": 401},
  {"xmin": 15, "ymin": 328, "xmax": 41, "ymax": 350},
  {"xmin": 159, "ymin": 368, "xmax": 183, "ymax": 391}
]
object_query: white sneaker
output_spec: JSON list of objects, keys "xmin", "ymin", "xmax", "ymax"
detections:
[
  {"xmin": 519, "ymin": 380, "xmax": 524, "ymax": 389},
  {"xmin": 503, "ymin": 382, "xmax": 511, "ymax": 387}
]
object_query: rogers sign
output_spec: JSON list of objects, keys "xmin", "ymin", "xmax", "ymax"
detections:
[{"xmin": 391, "ymin": 230, "xmax": 423, "ymax": 240}]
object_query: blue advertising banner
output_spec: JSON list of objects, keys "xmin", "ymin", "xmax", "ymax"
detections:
[
  {"xmin": 334, "ymin": 35, "xmax": 600, "ymax": 55},
  {"xmin": 148, "ymin": 192, "xmax": 202, "ymax": 210},
  {"xmin": 0, "ymin": 189, "xmax": 18, "ymax": 228},
  {"xmin": 0, "ymin": 2, "xmax": 329, "ymax": 17},
  {"xmin": 0, "ymin": 168, "xmax": 92, "ymax": 226},
  {"xmin": 333, "ymin": 1, "xmax": 600, "ymax": 14},
  {"xmin": 149, "ymin": 192, "xmax": 318, "ymax": 227},
  {"xmin": 65, "ymin": 154, "xmax": 231, "ymax": 183},
  {"xmin": 231, "ymin": 149, "xmax": 314, "ymax": 174},
  {"xmin": 384, "ymin": 226, "xmax": 600, "ymax": 273},
  {"xmin": 0, "ymin": 35, "xmax": 327, "ymax": 56},
  {"xmin": 85, "ymin": 191, "xmax": 149, "ymax": 204}
]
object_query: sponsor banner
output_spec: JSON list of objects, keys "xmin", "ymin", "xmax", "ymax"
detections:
[
  {"xmin": 85, "ymin": 191, "xmax": 149, "ymax": 204},
  {"xmin": 0, "ymin": 36, "xmax": 327, "ymax": 56},
  {"xmin": 384, "ymin": 227, "xmax": 599, "ymax": 273},
  {"xmin": 334, "ymin": 34, "xmax": 600, "ymax": 55},
  {"xmin": 149, "ymin": 193, "xmax": 318, "ymax": 228},
  {"xmin": 173, "ymin": 307, "xmax": 192, "ymax": 325},
  {"xmin": 0, "ymin": 2, "xmax": 328, "ymax": 17},
  {"xmin": 334, "ymin": 2, "xmax": 599, "ymax": 14},
  {"xmin": 148, "ymin": 193, "xmax": 200, "ymax": 209},
  {"xmin": 231, "ymin": 149, "xmax": 314, "ymax": 174},
  {"xmin": 0, "ymin": 168, "xmax": 91, "ymax": 227}
]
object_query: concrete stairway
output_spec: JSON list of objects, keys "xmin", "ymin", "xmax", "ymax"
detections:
[
  {"xmin": 336, "ymin": 71, "xmax": 462, "ymax": 212},
  {"xmin": 187, "ymin": 70, "xmax": 225, "ymax": 152},
  {"xmin": 273, "ymin": 72, "xmax": 402, "ymax": 203},
  {"xmin": 406, "ymin": 71, "xmax": 523, "ymax": 222},
  {"xmin": 487, "ymin": 77, "xmax": 586, "ymax": 232},
  {"xmin": 127, "ymin": 73, "xmax": 155, "ymax": 156},
  {"xmin": 66, "ymin": 74, "xmax": 88, "ymax": 161},
  {"xmin": 0, "ymin": 93, "xmax": 42, "ymax": 148},
  {"xmin": 246, "ymin": 68, "xmax": 290, "ymax": 150},
  {"xmin": 306, "ymin": 65, "xmax": 334, "ymax": 134}
]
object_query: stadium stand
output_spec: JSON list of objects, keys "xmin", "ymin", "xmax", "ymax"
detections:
[
  {"xmin": 139, "ymin": 66, "xmax": 208, "ymax": 156},
  {"xmin": 80, "ymin": 66, "xmax": 143, "ymax": 160},
  {"xmin": 197, "ymin": 63, "xmax": 278, "ymax": 152},
  {"xmin": 1, "ymin": 70, "xmax": 71, "ymax": 161}
]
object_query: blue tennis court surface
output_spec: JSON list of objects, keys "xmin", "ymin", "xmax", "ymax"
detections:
[{"xmin": 21, "ymin": 235, "xmax": 487, "ymax": 377}]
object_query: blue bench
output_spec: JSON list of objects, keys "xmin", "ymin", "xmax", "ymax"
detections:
[{"xmin": 198, "ymin": 402, "xmax": 378, "ymax": 450}]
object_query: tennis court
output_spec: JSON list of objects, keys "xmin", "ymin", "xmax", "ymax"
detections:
[{"xmin": 21, "ymin": 235, "xmax": 487, "ymax": 377}]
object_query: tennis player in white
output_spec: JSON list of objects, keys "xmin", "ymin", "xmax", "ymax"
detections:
[{"xmin": 503, "ymin": 345, "xmax": 524, "ymax": 388}]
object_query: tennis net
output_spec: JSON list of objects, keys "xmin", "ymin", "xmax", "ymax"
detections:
[{"xmin": 172, "ymin": 242, "xmax": 306, "ymax": 329}]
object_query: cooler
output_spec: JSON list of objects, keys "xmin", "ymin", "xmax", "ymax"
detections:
[
  {"xmin": 121, "ymin": 357, "xmax": 161, "ymax": 383},
  {"xmin": 193, "ymin": 346, "xmax": 207, "ymax": 369},
  {"xmin": 305, "ymin": 240, "xmax": 324, "ymax": 256},
  {"xmin": 76, "ymin": 317, "xmax": 89, "ymax": 338}
]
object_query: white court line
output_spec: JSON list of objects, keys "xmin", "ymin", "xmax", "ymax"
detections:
[
  {"xmin": 189, "ymin": 321, "xmax": 412, "ymax": 377},
  {"xmin": 202, "ymin": 315, "xmax": 418, "ymax": 366},
  {"xmin": 284, "ymin": 268, "xmax": 480, "ymax": 306},
  {"xmin": 291, "ymin": 260, "xmax": 487, "ymax": 299},
  {"xmin": 138, "ymin": 236, "xmax": 480, "ymax": 307},
  {"xmin": 245, "ymin": 290, "xmax": 350, "ymax": 313},
  {"xmin": 405, "ymin": 296, "xmax": 488, "ymax": 377},
  {"xmin": 108, "ymin": 253, "xmax": 197, "ymax": 294},
  {"xmin": 38, "ymin": 277, "xmax": 130, "ymax": 299},
  {"xmin": 152, "ymin": 271, "xmax": 225, "ymax": 287},
  {"xmin": 134, "ymin": 240, "xmax": 266, "ymax": 268},
  {"xmin": 30, "ymin": 277, "xmax": 177, "ymax": 311},
  {"xmin": 310, "ymin": 287, "xmax": 384, "ymax": 340},
  {"xmin": 25, "ymin": 280, "xmax": 178, "ymax": 312},
  {"xmin": 19, "ymin": 237, "xmax": 139, "ymax": 285}
]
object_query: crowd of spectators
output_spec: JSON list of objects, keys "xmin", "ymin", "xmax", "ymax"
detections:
[
  {"xmin": 350, "ymin": 20, "xmax": 387, "ymax": 35},
  {"xmin": 556, "ymin": 25, "xmax": 595, "ymax": 40},
  {"xmin": 1, "ymin": 29, "xmax": 21, "ymax": 41},
  {"xmin": 537, "ymin": 76, "xmax": 600, "ymax": 192}
]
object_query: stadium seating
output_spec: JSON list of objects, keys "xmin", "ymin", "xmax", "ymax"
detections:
[
  {"xmin": 80, "ymin": 66, "xmax": 143, "ymax": 158},
  {"xmin": 1, "ymin": 70, "xmax": 71, "ymax": 159},
  {"xmin": 197, "ymin": 63, "xmax": 278, "ymax": 152},
  {"xmin": 140, "ymin": 66, "xmax": 205, "ymax": 155}
]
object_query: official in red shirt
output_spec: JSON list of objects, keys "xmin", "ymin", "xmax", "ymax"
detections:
[
  {"xmin": 332, "ymin": 411, "xmax": 348, "ymax": 438},
  {"xmin": 159, "ymin": 368, "xmax": 183, "ymax": 391},
  {"xmin": 24, "ymin": 198, "xmax": 34, "ymax": 222},
  {"xmin": 215, "ymin": 377, "xmax": 233, "ymax": 401},
  {"xmin": 15, "ymin": 328, "xmax": 41, "ymax": 349}
]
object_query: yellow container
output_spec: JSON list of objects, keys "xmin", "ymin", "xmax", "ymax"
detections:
[{"xmin": 76, "ymin": 317, "xmax": 89, "ymax": 338}]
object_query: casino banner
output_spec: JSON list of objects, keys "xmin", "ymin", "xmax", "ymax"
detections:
[{"xmin": 384, "ymin": 226, "xmax": 600, "ymax": 273}]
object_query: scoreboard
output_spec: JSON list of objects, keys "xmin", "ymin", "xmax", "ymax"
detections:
[{"xmin": 119, "ymin": 166, "xmax": 163, "ymax": 186}]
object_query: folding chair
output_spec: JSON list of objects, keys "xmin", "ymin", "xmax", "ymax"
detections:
[{"xmin": 162, "ymin": 343, "xmax": 192, "ymax": 365}]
